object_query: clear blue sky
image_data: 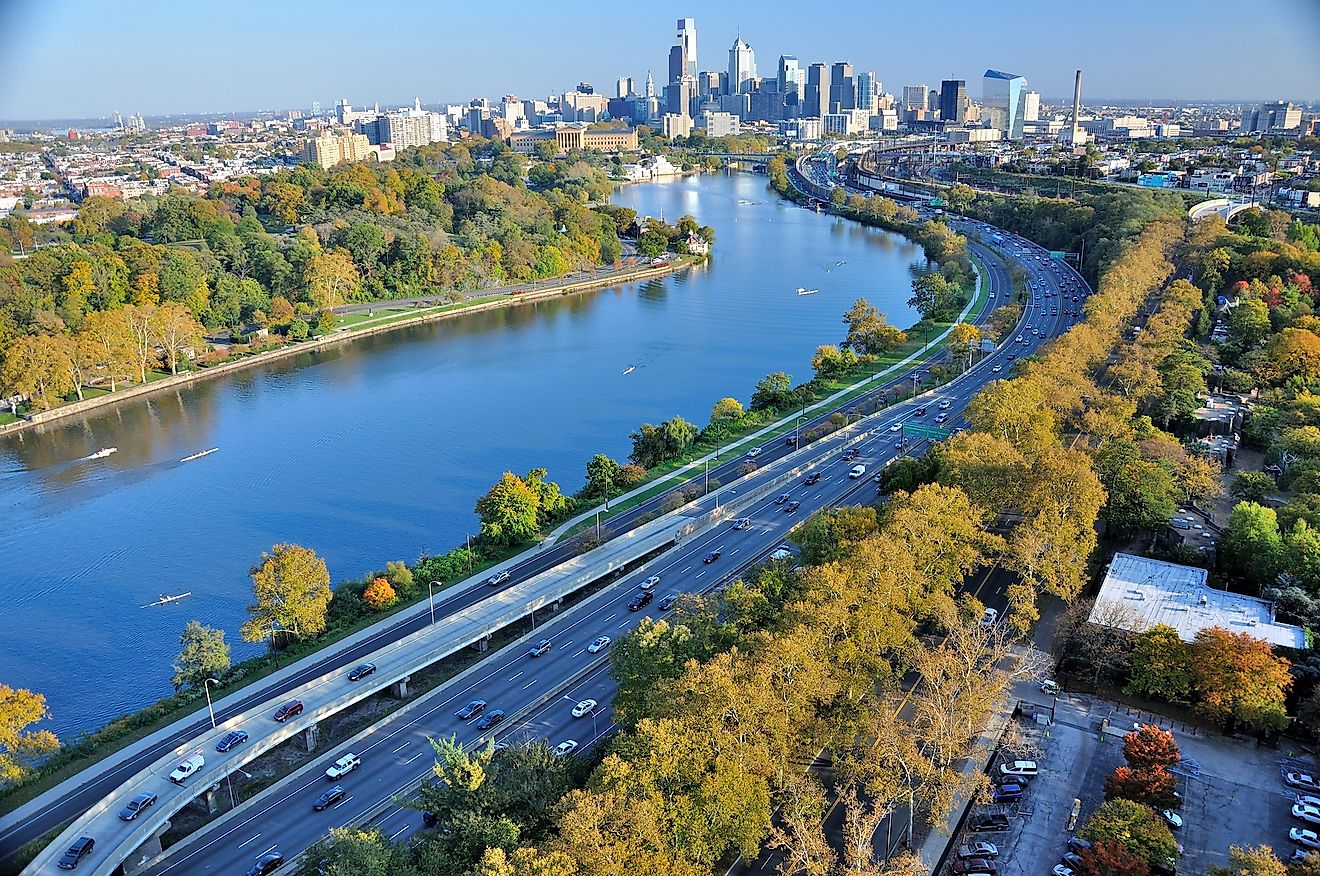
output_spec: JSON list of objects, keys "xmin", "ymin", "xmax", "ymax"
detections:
[{"xmin": 1, "ymin": 0, "xmax": 1317, "ymax": 121}]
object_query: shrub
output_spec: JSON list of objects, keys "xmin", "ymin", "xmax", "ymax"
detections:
[{"xmin": 363, "ymin": 577, "xmax": 397, "ymax": 610}]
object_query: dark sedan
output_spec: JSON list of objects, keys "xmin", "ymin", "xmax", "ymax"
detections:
[
  {"xmin": 456, "ymin": 699, "xmax": 487, "ymax": 720},
  {"xmin": 245, "ymin": 852, "xmax": 284, "ymax": 876},
  {"xmin": 784, "ymin": 500, "xmax": 801, "ymax": 513},
  {"xmin": 216, "ymin": 729, "xmax": 249, "ymax": 752},
  {"xmin": 628, "ymin": 591, "xmax": 653, "ymax": 611},
  {"xmin": 703, "ymin": 550, "xmax": 721, "ymax": 563},
  {"xmin": 348, "ymin": 662, "xmax": 377, "ymax": 682},
  {"xmin": 476, "ymin": 709, "xmax": 506, "ymax": 731},
  {"xmin": 118, "ymin": 791, "xmax": 157, "ymax": 821},
  {"xmin": 314, "ymin": 786, "xmax": 346, "ymax": 811}
]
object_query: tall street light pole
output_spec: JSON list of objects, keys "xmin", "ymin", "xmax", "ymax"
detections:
[
  {"xmin": 203, "ymin": 678, "xmax": 219, "ymax": 729},
  {"xmin": 428, "ymin": 580, "xmax": 438, "ymax": 625}
]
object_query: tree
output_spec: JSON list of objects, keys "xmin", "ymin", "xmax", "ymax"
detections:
[
  {"xmin": 120, "ymin": 303, "xmax": 158, "ymax": 383},
  {"xmin": 946, "ymin": 183, "xmax": 975, "ymax": 213},
  {"xmin": 1226, "ymin": 296, "xmax": 1271, "ymax": 348},
  {"xmin": 363, "ymin": 576, "xmax": 397, "ymax": 610},
  {"xmin": 907, "ymin": 272, "xmax": 960, "ymax": 321},
  {"xmin": 475, "ymin": 472, "xmax": 542, "ymax": 546},
  {"xmin": 948, "ymin": 322, "xmax": 981, "ymax": 369},
  {"xmin": 1189, "ymin": 626, "xmax": 1292, "ymax": 730},
  {"xmin": 1104, "ymin": 765, "xmax": 1179, "ymax": 809},
  {"xmin": 842, "ymin": 298, "xmax": 906, "ymax": 356},
  {"xmin": 1124, "ymin": 626, "xmax": 1191, "ymax": 702},
  {"xmin": 78, "ymin": 309, "xmax": 135, "ymax": 391},
  {"xmin": 150, "ymin": 301, "xmax": 205, "ymax": 375},
  {"xmin": 1255, "ymin": 328, "xmax": 1320, "ymax": 386},
  {"xmin": 1208, "ymin": 845, "xmax": 1287, "ymax": 876},
  {"xmin": 750, "ymin": 371, "xmax": 794, "ymax": 411},
  {"xmin": 584, "ymin": 453, "xmax": 623, "ymax": 499},
  {"xmin": 0, "ymin": 334, "xmax": 75, "ymax": 411},
  {"xmin": 1093, "ymin": 440, "xmax": 1178, "ymax": 538},
  {"xmin": 1230, "ymin": 471, "xmax": 1277, "ymax": 504},
  {"xmin": 790, "ymin": 506, "xmax": 880, "ymax": 566},
  {"xmin": 1220, "ymin": 501, "xmax": 1283, "ymax": 583},
  {"xmin": 811, "ymin": 344, "xmax": 857, "ymax": 381},
  {"xmin": 0, "ymin": 684, "xmax": 60, "ymax": 786},
  {"xmin": 168, "ymin": 620, "xmax": 231, "ymax": 692},
  {"xmin": 241, "ymin": 543, "xmax": 334, "ymax": 644},
  {"xmin": 1077, "ymin": 838, "xmax": 1151, "ymax": 876},
  {"xmin": 305, "ymin": 826, "xmax": 409, "ymax": 876},
  {"xmin": 1080, "ymin": 799, "xmax": 1177, "ymax": 867},
  {"xmin": 305, "ymin": 247, "xmax": 361, "ymax": 308}
]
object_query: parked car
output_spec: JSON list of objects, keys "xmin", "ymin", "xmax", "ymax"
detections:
[
  {"xmin": 314, "ymin": 786, "xmax": 346, "ymax": 811},
  {"xmin": 528, "ymin": 639, "xmax": 552, "ymax": 657},
  {"xmin": 1299, "ymin": 795, "xmax": 1320, "ymax": 809},
  {"xmin": 348, "ymin": 662, "xmax": 377, "ymax": 682},
  {"xmin": 57, "ymin": 837, "xmax": 95, "ymax": 871},
  {"xmin": 169, "ymin": 753, "xmax": 205, "ymax": 784},
  {"xmin": 572, "ymin": 699, "xmax": 597, "ymax": 718},
  {"xmin": 658, "ymin": 594, "xmax": 679, "ymax": 611},
  {"xmin": 245, "ymin": 852, "xmax": 285, "ymax": 876},
  {"xmin": 456, "ymin": 700, "xmax": 487, "ymax": 719},
  {"xmin": 980, "ymin": 608, "xmax": 999, "ymax": 628},
  {"xmin": 999, "ymin": 760, "xmax": 1038, "ymax": 778},
  {"xmin": 628, "ymin": 591, "xmax": 653, "ymax": 611},
  {"xmin": 803, "ymin": 472, "xmax": 821, "ymax": 485},
  {"xmin": 1052, "ymin": 867, "xmax": 1074, "ymax": 876},
  {"xmin": 968, "ymin": 813, "xmax": 1010, "ymax": 832},
  {"xmin": 703, "ymin": 550, "xmax": 721, "ymax": 563},
  {"xmin": 216, "ymin": 730, "xmax": 249, "ymax": 752},
  {"xmin": 991, "ymin": 783, "xmax": 1024, "ymax": 802},
  {"xmin": 1162, "ymin": 809, "xmax": 1183, "ymax": 829},
  {"xmin": 325, "ymin": 753, "xmax": 360, "ymax": 780},
  {"xmin": 588, "ymin": 636, "xmax": 611, "ymax": 654},
  {"xmin": 957, "ymin": 842, "xmax": 999, "ymax": 859},
  {"xmin": 1040, "ymin": 680, "xmax": 1060, "ymax": 696},
  {"xmin": 554, "ymin": 740, "xmax": 579, "ymax": 757},
  {"xmin": 118, "ymin": 792, "xmax": 157, "ymax": 821},
  {"xmin": 486, "ymin": 570, "xmax": 510, "ymax": 587},
  {"xmin": 640, "ymin": 575, "xmax": 661, "ymax": 590},
  {"xmin": 1289, "ymin": 773, "xmax": 1320, "ymax": 792},
  {"xmin": 1061, "ymin": 853, "xmax": 1084, "ymax": 869},
  {"xmin": 950, "ymin": 859, "xmax": 997, "ymax": 875},
  {"xmin": 273, "ymin": 700, "xmax": 304, "ymax": 722},
  {"xmin": 476, "ymin": 709, "xmax": 505, "ymax": 731}
]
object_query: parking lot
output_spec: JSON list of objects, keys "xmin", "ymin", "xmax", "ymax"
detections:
[{"xmin": 946, "ymin": 684, "xmax": 1301, "ymax": 874}]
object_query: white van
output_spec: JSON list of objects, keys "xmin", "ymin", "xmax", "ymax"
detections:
[
  {"xmin": 848, "ymin": 464, "xmax": 866, "ymax": 479},
  {"xmin": 169, "ymin": 753, "xmax": 205, "ymax": 784}
]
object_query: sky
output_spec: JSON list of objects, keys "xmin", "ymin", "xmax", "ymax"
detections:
[{"xmin": 0, "ymin": 0, "xmax": 1317, "ymax": 121}]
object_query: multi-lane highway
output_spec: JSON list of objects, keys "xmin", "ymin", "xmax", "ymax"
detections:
[{"xmin": 119, "ymin": 224, "xmax": 1087, "ymax": 876}]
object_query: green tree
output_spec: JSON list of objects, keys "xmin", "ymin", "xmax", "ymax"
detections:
[
  {"xmin": 810, "ymin": 344, "xmax": 857, "ymax": 381},
  {"xmin": 1080, "ymin": 798, "xmax": 1177, "ymax": 867},
  {"xmin": 1093, "ymin": 441, "xmax": 1178, "ymax": 538},
  {"xmin": 790, "ymin": 506, "xmax": 880, "ymax": 566},
  {"xmin": 842, "ymin": 298, "xmax": 906, "ymax": 356},
  {"xmin": 475, "ymin": 472, "xmax": 542, "ymax": 546},
  {"xmin": 907, "ymin": 271, "xmax": 960, "ymax": 322},
  {"xmin": 305, "ymin": 826, "xmax": 410, "ymax": 876},
  {"xmin": 0, "ymin": 684, "xmax": 60, "ymax": 786},
  {"xmin": 1220, "ymin": 501, "xmax": 1283, "ymax": 583},
  {"xmin": 750, "ymin": 371, "xmax": 794, "ymax": 411},
  {"xmin": 638, "ymin": 230, "xmax": 668, "ymax": 258},
  {"xmin": 240, "ymin": 543, "xmax": 334, "ymax": 644},
  {"xmin": 709, "ymin": 397, "xmax": 745, "ymax": 427},
  {"xmin": 1226, "ymin": 296, "xmax": 1271, "ymax": 348},
  {"xmin": 584, "ymin": 453, "xmax": 623, "ymax": 499},
  {"xmin": 171, "ymin": 621, "xmax": 231, "ymax": 691},
  {"xmin": 1230, "ymin": 471, "xmax": 1276, "ymax": 504},
  {"xmin": 1124, "ymin": 625, "xmax": 1191, "ymax": 702}
]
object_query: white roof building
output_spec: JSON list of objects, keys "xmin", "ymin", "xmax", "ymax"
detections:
[{"xmin": 1089, "ymin": 552, "xmax": 1305, "ymax": 649}]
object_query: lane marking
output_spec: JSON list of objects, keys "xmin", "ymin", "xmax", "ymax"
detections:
[
  {"xmin": 258, "ymin": 844, "xmax": 278, "ymax": 858},
  {"xmin": 618, "ymin": 620, "xmax": 632, "ymax": 628},
  {"xmin": 522, "ymin": 680, "xmax": 537, "ymax": 690},
  {"xmin": 403, "ymin": 752, "xmax": 425, "ymax": 765},
  {"xmin": 572, "ymin": 648, "xmax": 585, "ymax": 657},
  {"xmin": 391, "ymin": 742, "xmax": 409, "ymax": 754},
  {"xmin": 508, "ymin": 671, "xmax": 522, "ymax": 681},
  {"xmin": 680, "ymin": 566, "xmax": 691, "ymax": 574},
  {"xmin": 695, "ymin": 570, "xmax": 706, "ymax": 579},
  {"xmin": 237, "ymin": 835, "xmax": 261, "ymax": 849},
  {"xmin": 389, "ymin": 825, "xmax": 409, "ymax": 841},
  {"xmin": 333, "ymin": 795, "xmax": 354, "ymax": 810}
]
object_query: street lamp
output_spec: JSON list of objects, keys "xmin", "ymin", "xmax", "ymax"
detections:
[
  {"xmin": 427, "ymin": 579, "xmax": 438, "ymax": 625},
  {"xmin": 202, "ymin": 677, "xmax": 220, "ymax": 729}
]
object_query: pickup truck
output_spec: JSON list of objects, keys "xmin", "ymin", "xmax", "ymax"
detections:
[{"xmin": 325, "ymin": 753, "xmax": 360, "ymax": 780}]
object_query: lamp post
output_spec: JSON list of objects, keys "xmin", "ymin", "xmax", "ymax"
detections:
[
  {"xmin": 428, "ymin": 580, "xmax": 438, "ymax": 625},
  {"xmin": 202, "ymin": 677, "xmax": 220, "ymax": 729}
]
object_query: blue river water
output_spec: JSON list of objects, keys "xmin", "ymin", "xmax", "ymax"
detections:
[{"xmin": 0, "ymin": 171, "xmax": 923, "ymax": 740}]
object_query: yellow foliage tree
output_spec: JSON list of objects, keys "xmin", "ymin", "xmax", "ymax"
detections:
[{"xmin": 363, "ymin": 576, "xmax": 397, "ymax": 610}]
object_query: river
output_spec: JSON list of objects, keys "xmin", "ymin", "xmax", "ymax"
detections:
[{"xmin": 0, "ymin": 171, "xmax": 923, "ymax": 740}]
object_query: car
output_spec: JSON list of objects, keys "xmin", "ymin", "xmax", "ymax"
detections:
[
  {"xmin": 118, "ymin": 792, "xmax": 158, "ymax": 821},
  {"xmin": 57, "ymin": 837, "xmax": 95, "ymax": 871},
  {"xmin": 957, "ymin": 842, "xmax": 998, "ymax": 859},
  {"xmin": 745, "ymin": 447, "xmax": 763, "ymax": 459},
  {"xmin": 588, "ymin": 636, "xmax": 611, "ymax": 653},
  {"xmin": 999, "ymin": 760, "xmax": 1038, "ymax": 777},
  {"xmin": 486, "ymin": 570, "xmax": 510, "ymax": 587},
  {"xmin": 245, "ymin": 852, "xmax": 285, "ymax": 876},
  {"xmin": 1015, "ymin": 336, "xmax": 1023, "ymax": 343},
  {"xmin": 422, "ymin": 810, "xmax": 441, "ymax": 827},
  {"xmin": 992, "ymin": 365, "xmax": 1003, "ymax": 373},
  {"xmin": 554, "ymin": 740, "xmax": 579, "ymax": 757},
  {"xmin": 1293, "ymin": 850, "xmax": 1317, "ymax": 865},
  {"xmin": 476, "ymin": 709, "xmax": 506, "ymax": 730},
  {"xmin": 913, "ymin": 407, "xmax": 927, "ymax": 417},
  {"xmin": 848, "ymin": 464, "xmax": 866, "ymax": 479},
  {"xmin": 273, "ymin": 699, "xmax": 303, "ymax": 722},
  {"xmin": 1296, "ymin": 803, "xmax": 1320, "ymax": 824},
  {"xmin": 991, "ymin": 783, "xmax": 1023, "ymax": 802},
  {"xmin": 784, "ymin": 500, "xmax": 801, "ymax": 513},
  {"xmin": 1006, "ymin": 354, "xmax": 1016, "ymax": 360},
  {"xmin": 325, "ymin": 753, "xmax": 360, "ymax": 780},
  {"xmin": 659, "ymin": 594, "xmax": 679, "ymax": 611},
  {"xmin": 939, "ymin": 400, "xmax": 951, "ymax": 410},
  {"xmin": 529, "ymin": 639, "xmax": 552, "ymax": 657},
  {"xmin": 775, "ymin": 493, "xmax": 791, "ymax": 504},
  {"xmin": 169, "ymin": 753, "xmax": 206, "ymax": 783},
  {"xmin": 640, "ymin": 575, "xmax": 661, "ymax": 590},
  {"xmin": 629, "ymin": 591, "xmax": 653, "ymax": 611},
  {"xmin": 216, "ymin": 729, "xmax": 249, "ymax": 752},
  {"xmin": 889, "ymin": 423, "xmax": 902, "ymax": 432},
  {"xmin": 1293, "ymin": 828, "xmax": 1320, "ymax": 849},
  {"xmin": 1289, "ymin": 773, "xmax": 1320, "ymax": 792},
  {"xmin": 1040, "ymin": 680, "xmax": 1060, "ymax": 696},
  {"xmin": 980, "ymin": 607, "xmax": 999, "ymax": 628},
  {"xmin": 732, "ymin": 518, "xmax": 751, "ymax": 530},
  {"xmin": 1052, "ymin": 867, "xmax": 1074, "ymax": 876},
  {"xmin": 785, "ymin": 435, "xmax": 798, "ymax": 446},
  {"xmin": 1299, "ymin": 795, "xmax": 1320, "ymax": 809},
  {"xmin": 934, "ymin": 414, "xmax": 948, "ymax": 424},
  {"xmin": 842, "ymin": 448, "xmax": 860, "ymax": 460},
  {"xmin": 348, "ymin": 662, "xmax": 377, "ymax": 682},
  {"xmin": 968, "ymin": 813, "xmax": 1010, "ymax": 832},
  {"xmin": 491, "ymin": 742, "xmax": 510, "ymax": 755},
  {"xmin": 314, "ymin": 786, "xmax": 346, "ymax": 811},
  {"xmin": 1061, "ymin": 853, "xmax": 1084, "ymax": 869},
  {"xmin": 703, "ymin": 550, "xmax": 721, "ymax": 563},
  {"xmin": 572, "ymin": 699, "xmax": 597, "ymax": 718},
  {"xmin": 456, "ymin": 699, "xmax": 487, "ymax": 719},
  {"xmin": 803, "ymin": 472, "xmax": 822, "ymax": 485},
  {"xmin": 950, "ymin": 860, "xmax": 997, "ymax": 875}
]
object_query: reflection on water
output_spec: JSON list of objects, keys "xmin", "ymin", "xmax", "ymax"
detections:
[{"xmin": 0, "ymin": 171, "xmax": 922, "ymax": 738}]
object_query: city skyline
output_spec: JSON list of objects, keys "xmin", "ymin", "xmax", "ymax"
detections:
[{"xmin": 1, "ymin": 0, "xmax": 1318, "ymax": 121}]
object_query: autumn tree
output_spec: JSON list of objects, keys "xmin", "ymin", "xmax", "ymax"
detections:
[
  {"xmin": 363, "ymin": 577, "xmax": 397, "ymax": 610},
  {"xmin": 948, "ymin": 322, "xmax": 981, "ymax": 369},
  {"xmin": 305, "ymin": 247, "xmax": 362, "ymax": 308},
  {"xmin": 1077, "ymin": 838, "xmax": 1151, "ymax": 876},
  {"xmin": 0, "ymin": 684, "xmax": 60, "ymax": 786},
  {"xmin": 1122, "ymin": 724, "xmax": 1180, "ymax": 771},
  {"xmin": 0, "ymin": 334, "xmax": 75, "ymax": 410},
  {"xmin": 841, "ymin": 297, "xmax": 906, "ymax": 356},
  {"xmin": 150, "ymin": 301, "xmax": 206, "ymax": 375},
  {"xmin": 1189, "ymin": 626, "xmax": 1292, "ymax": 730},
  {"xmin": 475, "ymin": 472, "xmax": 545, "ymax": 546},
  {"xmin": 1081, "ymin": 799, "xmax": 1177, "ymax": 867},
  {"xmin": 171, "ymin": 620, "xmax": 231, "ymax": 691},
  {"xmin": 241, "ymin": 543, "xmax": 334, "ymax": 644},
  {"xmin": 77, "ymin": 309, "xmax": 135, "ymax": 391},
  {"xmin": 121, "ymin": 302, "xmax": 158, "ymax": 383},
  {"xmin": 1104, "ymin": 765, "xmax": 1179, "ymax": 809},
  {"xmin": 1207, "ymin": 845, "xmax": 1287, "ymax": 876}
]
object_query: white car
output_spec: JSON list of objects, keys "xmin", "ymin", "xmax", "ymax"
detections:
[
  {"xmin": 1289, "ymin": 772, "xmax": 1320, "ymax": 792},
  {"xmin": 169, "ymin": 753, "xmax": 205, "ymax": 784},
  {"xmin": 889, "ymin": 423, "xmax": 902, "ymax": 432},
  {"xmin": 980, "ymin": 607, "xmax": 999, "ymax": 628},
  {"xmin": 848, "ymin": 464, "xmax": 866, "ymax": 479},
  {"xmin": 1299, "ymin": 795, "xmax": 1320, "ymax": 809},
  {"xmin": 1053, "ymin": 867, "xmax": 1074, "ymax": 876},
  {"xmin": 325, "ymin": 753, "xmax": 360, "ymax": 780},
  {"xmin": 732, "ymin": 518, "xmax": 751, "ymax": 530},
  {"xmin": 486, "ymin": 570, "xmax": 510, "ymax": 587},
  {"xmin": 639, "ymin": 575, "xmax": 660, "ymax": 591},
  {"xmin": 572, "ymin": 699, "xmax": 597, "ymax": 718},
  {"xmin": 1295, "ymin": 803, "xmax": 1320, "ymax": 825},
  {"xmin": 1293, "ymin": 828, "xmax": 1320, "ymax": 849},
  {"xmin": 992, "ymin": 365, "xmax": 1003, "ymax": 373},
  {"xmin": 1040, "ymin": 680, "xmax": 1060, "ymax": 696},
  {"xmin": 553, "ymin": 740, "xmax": 579, "ymax": 757},
  {"xmin": 587, "ymin": 636, "xmax": 611, "ymax": 654},
  {"xmin": 939, "ymin": 400, "xmax": 951, "ymax": 410},
  {"xmin": 999, "ymin": 760, "xmax": 1037, "ymax": 777},
  {"xmin": 1161, "ymin": 809, "xmax": 1182, "ymax": 829},
  {"xmin": 745, "ymin": 447, "xmax": 763, "ymax": 459}
]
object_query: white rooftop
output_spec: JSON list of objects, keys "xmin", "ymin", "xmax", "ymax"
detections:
[{"xmin": 1090, "ymin": 552, "xmax": 1305, "ymax": 649}]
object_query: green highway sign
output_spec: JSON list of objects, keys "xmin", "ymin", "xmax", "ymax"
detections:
[
  {"xmin": 1049, "ymin": 251, "xmax": 1066, "ymax": 260},
  {"xmin": 901, "ymin": 423, "xmax": 951, "ymax": 440}
]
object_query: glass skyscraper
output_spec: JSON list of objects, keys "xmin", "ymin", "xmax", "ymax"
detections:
[{"xmin": 983, "ymin": 69, "xmax": 1027, "ymax": 139}]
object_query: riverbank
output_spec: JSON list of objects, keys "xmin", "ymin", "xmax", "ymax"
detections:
[{"xmin": 0, "ymin": 258, "xmax": 687, "ymax": 439}]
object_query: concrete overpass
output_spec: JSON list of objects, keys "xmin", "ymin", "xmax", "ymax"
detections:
[{"xmin": 1188, "ymin": 197, "xmax": 1257, "ymax": 223}]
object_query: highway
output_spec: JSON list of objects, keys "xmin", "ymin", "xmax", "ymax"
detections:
[
  {"xmin": 0, "ymin": 224, "xmax": 1007, "ymax": 868},
  {"xmin": 121, "ymin": 223, "xmax": 1082, "ymax": 876}
]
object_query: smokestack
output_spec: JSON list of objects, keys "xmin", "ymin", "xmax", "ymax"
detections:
[{"xmin": 1070, "ymin": 69, "xmax": 1083, "ymax": 145}]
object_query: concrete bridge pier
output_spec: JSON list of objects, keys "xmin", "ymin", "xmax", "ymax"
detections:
[
  {"xmin": 197, "ymin": 785, "xmax": 219, "ymax": 814},
  {"xmin": 301, "ymin": 722, "xmax": 320, "ymax": 752},
  {"xmin": 392, "ymin": 675, "xmax": 410, "ymax": 698},
  {"xmin": 123, "ymin": 820, "xmax": 172, "ymax": 875},
  {"xmin": 474, "ymin": 633, "xmax": 492, "ymax": 653}
]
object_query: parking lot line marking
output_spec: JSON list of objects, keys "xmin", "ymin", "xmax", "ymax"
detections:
[
  {"xmin": 237, "ymin": 835, "xmax": 261, "ymax": 849},
  {"xmin": 403, "ymin": 751, "xmax": 425, "ymax": 765},
  {"xmin": 522, "ymin": 679, "xmax": 536, "ymax": 690},
  {"xmin": 391, "ymin": 742, "xmax": 409, "ymax": 753}
]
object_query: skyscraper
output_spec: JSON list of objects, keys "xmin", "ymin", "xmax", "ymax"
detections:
[
  {"xmin": 1249, "ymin": 101, "xmax": 1302, "ymax": 132},
  {"xmin": 983, "ymin": 69, "xmax": 1027, "ymax": 139},
  {"xmin": 829, "ymin": 61, "xmax": 855, "ymax": 112},
  {"xmin": 645, "ymin": 71, "xmax": 655, "ymax": 98},
  {"xmin": 669, "ymin": 17, "xmax": 698, "ymax": 84},
  {"xmin": 1022, "ymin": 91, "xmax": 1040, "ymax": 122},
  {"xmin": 728, "ymin": 37, "xmax": 757, "ymax": 95},
  {"xmin": 903, "ymin": 85, "xmax": 928, "ymax": 114},
  {"xmin": 939, "ymin": 79, "xmax": 966, "ymax": 124},
  {"xmin": 805, "ymin": 63, "xmax": 829, "ymax": 118},
  {"xmin": 856, "ymin": 72, "xmax": 880, "ymax": 113},
  {"xmin": 778, "ymin": 55, "xmax": 803, "ymax": 100}
]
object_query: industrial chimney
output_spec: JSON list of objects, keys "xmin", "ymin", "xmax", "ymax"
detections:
[{"xmin": 1070, "ymin": 69, "xmax": 1083, "ymax": 145}]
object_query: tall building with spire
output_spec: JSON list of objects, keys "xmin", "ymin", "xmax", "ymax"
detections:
[
  {"xmin": 669, "ymin": 17, "xmax": 697, "ymax": 84},
  {"xmin": 728, "ymin": 36, "xmax": 756, "ymax": 95},
  {"xmin": 645, "ymin": 71, "xmax": 655, "ymax": 98}
]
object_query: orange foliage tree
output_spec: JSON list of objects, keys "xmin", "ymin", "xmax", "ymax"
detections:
[{"xmin": 363, "ymin": 576, "xmax": 397, "ymax": 610}]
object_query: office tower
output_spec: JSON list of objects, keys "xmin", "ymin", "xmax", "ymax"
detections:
[
  {"xmin": 1070, "ymin": 69, "xmax": 1083, "ymax": 144},
  {"xmin": 939, "ymin": 79, "xmax": 966, "ymax": 123},
  {"xmin": 311, "ymin": 100, "xmax": 321, "ymax": 116},
  {"xmin": 778, "ymin": 56, "xmax": 803, "ymax": 99},
  {"xmin": 829, "ymin": 61, "xmax": 855, "ymax": 112},
  {"xmin": 856, "ymin": 71, "xmax": 880, "ymax": 113},
  {"xmin": 670, "ymin": 17, "xmax": 697, "ymax": 83},
  {"xmin": 645, "ymin": 71, "xmax": 655, "ymax": 98},
  {"xmin": 1249, "ymin": 101, "xmax": 1303, "ymax": 132},
  {"xmin": 699, "ymin": 71, "xmax": 722, "ymax": 96},
  {"xmin": 903, "ymin": 85, "xmax": 928, "ymax": 113},
  {"xmin": 983, "ymin": 69, "xmax": 1027, "ymax": 139},
  {"xmin": 502, "ymin": 95, "xmax": 526, "ymax": 126},
  {"xmin": 805, "ymin": 63, "xmax": 829, "ymax": 118},
  {"xmin": 728, "ymin": 37, "xmax": 757, "ymax": 95},
  {"xmin": 1023, "ymin": 90, "xmax": 1040, "ymax": 122},
  {"xmin": 927, "ymin": 90, "xmax": 940, "ymax": 113},
  {"xmin": 616, "ymin": 78, "xmax": 629, "ymax": 98}
]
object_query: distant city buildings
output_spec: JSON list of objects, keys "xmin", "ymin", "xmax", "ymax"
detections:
[
  {"xmin": 507, "ymin": 125, "xmax": 639, "ymax": 154},
  {"xmin": 728, "ymin": 37, "xmax": 756, "ymax": 95},
  {"xmin": 301, "ymin": 131, "xmax": 372, "ymax": 169},
  {"xmin": 1248, "ymin": 100, "xmax": 1303, "ymax": 132},
  {"xmin": 355, "ymin": 98, "xmax": 449, "ymax": 150},
  {"xmin": 939, "ymin": 79, "xmax": 966, "ymax": 124}
]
